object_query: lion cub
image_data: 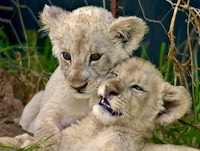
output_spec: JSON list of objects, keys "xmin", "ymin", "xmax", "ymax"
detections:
[
  {"xmin": 57, "ymin": 57, "xmax": 198, "ymax": 151},
  {"xmin": 0, "ymin": 57, "xmax": 198, "ymax": 151},
  {"xmin": 19, "ymin": 5, "xmax": 148, "ymax": 146}
]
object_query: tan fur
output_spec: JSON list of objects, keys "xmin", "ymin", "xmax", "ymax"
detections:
[
  {"xmin": 19, "ymin": 5, "xmax": 148, "ymax": 147},
  {"xmin": 57, "ymin": 57, "xmax": 197, "ymax": 151},
  {"xmin": 0, "ymin": 134, "xmax": 34, "ymax": 150},
  {"xmin": 0, "ymin": 137, "xmax": 21, "ymax": 149}
]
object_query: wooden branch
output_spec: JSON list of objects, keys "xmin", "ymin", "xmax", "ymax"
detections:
[
  {"xmin": 167, "ymin": 0, "xmax": 182, "ymax": 59},
  {"xmin": 181, "ymin": 0, "xmax": 200, "ymax": 42},
  {"xmin": 165, "ymin": 0, "xmax": 200, "ymax": 45},
  {"xmin": 0, "ymin": 6, "xmax": 14, "ymax": 11},
  {"xmin": 110, "ymin": 0, "xmax": 119, "ymax": 18}
]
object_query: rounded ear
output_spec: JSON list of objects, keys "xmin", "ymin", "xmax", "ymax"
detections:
[
  {"xmin": 156, "ymin": 83, "xmax": 191, "ymax": 126},
  {"xmin": 40, "ymin": 5, "xmax": 70, "ymax": 32},
  {"xmin": 109, "ymin": 16, "xmax": 148, "ymax": 55}
]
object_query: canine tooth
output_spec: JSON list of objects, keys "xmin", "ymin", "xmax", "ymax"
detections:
[
  {"xmin": 105, "ymin": 104, "xmax": 110, "ymax": 109},
  {"xmin": 102, "ymin": 102, "xmax": 110, "ymax": 108}
]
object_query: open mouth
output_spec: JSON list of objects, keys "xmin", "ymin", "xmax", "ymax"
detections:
[{"xmin": 99, "ymin": 97, "xmax": 122, "ymax": 116}]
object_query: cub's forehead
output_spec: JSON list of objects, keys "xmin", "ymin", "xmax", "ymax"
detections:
[
  {"xmin": 113, "ymin": 57, "xmax": 163, "ymax": 83},
  {"xmin": 53, "ymin": 22, "xmax": 113, "ymax": 54},
  {"xmin": 57, "ymin": 27, "xmax": 112, "ymax": 53},
  {"xmin": 56, "ymin": 6, "xmax": 114, "ymax": 36},
  {"xmin": 50, "ymin": 6, "xmax": 116, "ymax": 53},
  {"xmin": 60, "ymin": 15, "xmax": 111, "ymax": 37}
]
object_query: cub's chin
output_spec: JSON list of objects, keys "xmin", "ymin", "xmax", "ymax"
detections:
[
  {"xmin": 71, "ymin": 83, "xmax": 99, "ymax": 99},
  {"xmin": 92, "ymin": 97, "xmax": 122, "ymax": 125},
  {"xmin": 73, "ymin": 91, "xmax": 94, "ymax": 99},
  {"xmin": 72, "ymin": 87, "xmax": 97, "ymax": 99}
]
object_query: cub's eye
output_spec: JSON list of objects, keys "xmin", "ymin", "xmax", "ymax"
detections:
[
  {"xmin": 111, "ymin": 71, "xmax": 118, "ymax": 77},
  {"xmin": 90, "ymin": 53, "xmax": 102, "ymax": 62},
  {"xmin": 131, "ymin": 85, "xmax": 143, "ymax": 91},
  {"xmin": 61, "ymin": 52, "xmax": 71, "ymax": 61}
]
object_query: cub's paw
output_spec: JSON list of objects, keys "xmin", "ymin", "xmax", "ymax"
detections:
[
  {"xmin": 15, "ymin": 133, "xmax": 35, "ymax": 148},
  {"xmin": 0, "ymin": 137, "xmax": 21, "ymax": 148}
]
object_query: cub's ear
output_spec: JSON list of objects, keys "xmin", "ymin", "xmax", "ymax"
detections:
[
  {"xmin": 40, "ymin": 5, "xmax": 69, "ymax": 32},
  {"xmin": 109, "ymin": 16, "xmax": 148, "ymax": 55},
  {"xmin": 156, "ymin": 83, "xmax": 191, "ymax": 126}
]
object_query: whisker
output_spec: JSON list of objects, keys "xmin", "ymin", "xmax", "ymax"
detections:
[
  {"xmin": 114, "ymin": 97, "xmax": 129, "ymax": 117},
  {"xmin": 117, "ymin": 109, "xmax": 120, "ymax": 116}
]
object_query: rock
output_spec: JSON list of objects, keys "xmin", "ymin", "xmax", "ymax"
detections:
[{"xmin": 0, "ymin": 69, "xmax": 30, "ymax": 137}]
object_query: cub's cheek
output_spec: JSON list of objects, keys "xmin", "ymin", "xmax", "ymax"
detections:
[
  {"xmin": 60, "ymin": 62, "xmax": 70, "ymax": 71},
  {"xmin": 90, "ymin": 61, "xmax": 113, "ymax": 76}
]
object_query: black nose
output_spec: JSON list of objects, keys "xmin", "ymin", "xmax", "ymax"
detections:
[
  {"xmin": 105, "ymin": 85, "xmax": 119, "ymax": 97},
  {"xmin": 73, "ymin": 83, "xmax": 88, "ymax": 93}
]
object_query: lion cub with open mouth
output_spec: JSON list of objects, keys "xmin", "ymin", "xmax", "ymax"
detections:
[
  {"xmin": 58, "ymin": 57, "xmax": 198, "ymax": 151},
  {"xmin": 0, "ymin": 57, "xmax": 198, "ymax": 151}
]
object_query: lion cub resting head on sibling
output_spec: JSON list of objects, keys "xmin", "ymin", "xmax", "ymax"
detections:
[
  {"xmin": 19, "ymin": 5, "xmax": 148, "ymax": 140},
  {"xmin": 18, "ymin": 5, "xmax": 148, "ymax": 147},
  {"xmin": 57, "ymin": 57, "xmax": 197, "ymax": 151}
]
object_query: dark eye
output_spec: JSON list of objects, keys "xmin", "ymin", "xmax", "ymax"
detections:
[
  {"xmin": 61, "ymin": 52, "xmax": 71, "ymax": 61},
  {"xmin": 111, "ymin": 71, "xmax": 118, "ymax": 77},
  {"xmin": 131, "ymin": 85, "xmax": 143, "ymax": 91},
  {"xmin": 90, "ymin": 53, "xmax": 102, "ymax": 62}
]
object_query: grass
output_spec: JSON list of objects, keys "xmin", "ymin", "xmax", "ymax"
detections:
[
  {"xmin": 146, "ymin": 42, "xmax": 200, "ymax": 149},
  {"xmin": 0, "ymin": 28, "xmax": 57, "ymax": 73},
  {"xmin": 0, "ymin": 27, "xmax": 57, "ymax": 92}
]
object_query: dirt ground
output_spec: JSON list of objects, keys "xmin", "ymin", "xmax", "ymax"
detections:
[{"xmin": 0, "ymin": 69, "xmax": 33, "ymax": 137}]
